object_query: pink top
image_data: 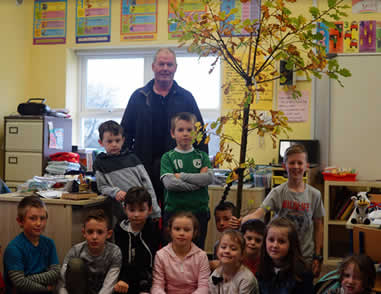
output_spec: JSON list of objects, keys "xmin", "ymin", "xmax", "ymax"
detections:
[{"xmin": 151, "ymin": 242, "xmax": 210, "ymax": 294}]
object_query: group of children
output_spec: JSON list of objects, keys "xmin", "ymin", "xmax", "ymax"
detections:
[
  {"xmin": 2, "ymin": 194, "xmax": 377, "ymax": 294},
  {"xmin": 1, "ymin": 113, "xmax": 378, "ymax": 294}
]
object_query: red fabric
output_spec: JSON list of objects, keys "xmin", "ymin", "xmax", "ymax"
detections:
[
  {"xmin": 49, "ymin": 152, "xmax": 80, "ymax": 163},
  {"xmin": 0, "ymin": 272, "xmax": 5, "ymax": 292},
  {"xmin": 243, "ymin": 256, "xmax": 260, "ymax": 277}
]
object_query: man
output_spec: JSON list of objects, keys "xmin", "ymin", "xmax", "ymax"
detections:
[{"xmin": 121, "ymin": 48, "xmax": 208, "ymax": 210}]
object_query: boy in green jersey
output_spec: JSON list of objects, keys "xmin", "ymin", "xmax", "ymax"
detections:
[{"xmin": 160, "ymin": 112, "xmax": 213, "ymax": 249}]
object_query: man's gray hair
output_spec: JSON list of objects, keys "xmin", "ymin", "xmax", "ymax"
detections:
[{"xmin": 153, "ymin": 48, "xmax": 177, "ymax": 64}]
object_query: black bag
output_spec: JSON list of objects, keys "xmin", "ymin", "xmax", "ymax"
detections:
[{"xmin": 17, "ymin": 98, "xmax": 51, "ymax": 115}]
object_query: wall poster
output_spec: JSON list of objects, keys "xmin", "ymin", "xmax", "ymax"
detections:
[
  {"xmin": 33, "ymin": 0, "xmax": 67, "ymax": 45},
  {"xmin": 121, "ymin": 0, "xmax": 158, "ymax": 41},
  {"xmin": 76, "ymin": 0, "xmax": 111, "ymax": 43}
]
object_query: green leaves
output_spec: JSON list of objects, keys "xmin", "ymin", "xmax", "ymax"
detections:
[
  {"xmin": 309, "ymin": 7, "xmax": 320, "ymax": 18},
  {"xmin": 328, "ymin": 0, "xmax": 337, "ymax": 8},
  {"xmin": 338, "ymin": 68, "xmax": 351, "ymax": 77}
]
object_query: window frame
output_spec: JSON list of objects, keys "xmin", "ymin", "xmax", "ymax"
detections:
[{"xmin": 76, "ymin": 48, "xmax": 221, "ymax": 149}]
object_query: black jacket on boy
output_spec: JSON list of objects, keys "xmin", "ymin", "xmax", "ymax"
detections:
[{"xmin": 114, "ymin": 217, "xmax": 160, "ymax": 294}]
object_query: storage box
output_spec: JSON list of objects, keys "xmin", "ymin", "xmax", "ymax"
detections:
[{"xmin": 322, "ymin": 172, "xmax": 357, "ymax": 181}]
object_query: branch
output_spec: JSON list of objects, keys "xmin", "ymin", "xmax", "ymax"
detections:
[{"xmin": 206, "ymin": 5, "xmax": 248, "ymax": 79}]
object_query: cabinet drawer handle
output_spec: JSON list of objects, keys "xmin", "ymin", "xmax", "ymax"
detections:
[
  {"xmin": 8, "ymin": 157, "xmax": 18, "ymax": 164},
  {"xmin": 9, "ymin": 127, "xmax": 18, "ymax": 134}
]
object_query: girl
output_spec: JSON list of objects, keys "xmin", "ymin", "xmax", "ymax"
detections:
[
  {"xmin": 151, "ymin": 211, "xmax": 210, "ymax": 294},
  {"xmin": 257, "ymin": 217, "xmax": 314, "ymax": 294},
  {"xmin": 209, "ymin": 230, "xmax": 259, "ymax": 294},
  {"xmin": 328, "ymin": 254, "xmax": 376, "ymax": 294}
]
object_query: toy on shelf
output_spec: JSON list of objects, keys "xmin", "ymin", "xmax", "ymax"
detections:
[
  {"xmin": 350, "ymin": 192, "xmax": 371, "ymax": 225},
  {"xmin": 322, "ymin": 166, "xmax": 357, "ymax": 181}
]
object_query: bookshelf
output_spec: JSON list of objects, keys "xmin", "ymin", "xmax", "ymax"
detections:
[{"xmin": 323, "ymin": 180, "xmax": 381, "ymax": 266}]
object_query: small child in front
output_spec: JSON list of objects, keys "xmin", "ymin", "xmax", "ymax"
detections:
[
  {"xmin": 58, "ymin": 209, "xmax": 122, "ymax": 294},
  {"xmin": 209, "ymin": 230, "xmax": 259, "ymax": 294},
  {"xmin": 241, "ymin": 219, "xmax": 266, "ymax": 276},
  {"xmin": 257, "ymin": 217, "xmax": 313, "ymax": 294},
  {"xmin": 94, "ymin": 120, "xmax": 161, "ymax": 220},
  {"xmin": 329, "ymin": 254, "xmax": 376, "ymax": 294},
  {"xmin": 160, "ymin": 112, "xmax": 213, "ymax": 249},
  {"xmin": 3, "ymin": 195, "xmax": 60, "ymax": 294},
  {"xmin": 151, "ymin": 212, "xmax": 210, "ymax": 294},
  {"xmin": 210, "ymin": 201, "xmax": 240, "ymax": 271},
  {"xmin": 113, "ymin": 187, "xmax": 161, "ymax": 294}
]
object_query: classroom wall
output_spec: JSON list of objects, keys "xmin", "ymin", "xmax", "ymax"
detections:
[
  {"xmin": 1, "ymin": 0, "xmax": 318, "ymax": 173},
  {"xmin": 0, "ymin": 1, "xmax": 32, "ymax": 178}
]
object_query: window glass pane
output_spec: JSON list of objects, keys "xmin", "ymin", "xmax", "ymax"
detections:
[
  {"xmin": 86, "ymin": 58, "xmax": 144, "ymax": 109},
  {"xmin": 82, "ymin": 117, "xmax": 121, "ymax": 149},
  {"xmin": 204, "ymin": 119, "xmax": 219, "ymax": 159},
  {"xmin": 175, "ymin": 56, "xmax": 220, "ymax": 110}
]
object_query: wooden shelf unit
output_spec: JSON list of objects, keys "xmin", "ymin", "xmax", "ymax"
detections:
[{"xmin": 323, "ymin": 180, "xmax": 381, "ymax": 266}]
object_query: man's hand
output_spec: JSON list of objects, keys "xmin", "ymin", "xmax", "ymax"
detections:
[
  {"xmin": 114, "ymin": 280, "xmax": 129, "ymax": 293},
  {"xmin": 174, "ymin": 173, "xmax": 181, "ymax": 179},
  {"xmin": 229, "ymin": 216, "xmax": 241, "ymax": 230},
  {"xmin": 200, "ymin": 167, "xmax": 208, "ymax": 173},
  {"xmin": 116, "ymin": 191, "xmax": 127, "ymax": 202}
]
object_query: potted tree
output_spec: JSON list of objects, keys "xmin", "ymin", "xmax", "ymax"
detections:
[{"xmin": 171, "ymin": 0, "xmax": 351, "ymax": 216}]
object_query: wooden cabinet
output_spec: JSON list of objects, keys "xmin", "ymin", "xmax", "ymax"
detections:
[
  {"xmin": 3, "ymin": 116, "xmax": 72, "ymax": 191},
  {"xmin": 204, "ymin": 185, "xmax": 265, "ymax": 254},
  {"xmin": 323, "ymin": 180, "xmax": 381, "ymax": 265}
]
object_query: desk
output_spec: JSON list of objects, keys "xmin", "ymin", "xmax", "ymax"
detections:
[
  {"xmin": 0, "ymin": 193, "xmax": 106, "ymax": 266},
  {"xmin": 204, "ymin": 185, "xmax": 265, "ymax": 254}
]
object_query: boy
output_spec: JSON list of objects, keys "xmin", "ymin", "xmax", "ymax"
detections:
[
  {"xmin": 58, "ymin": 209, "xmax": 122, "ymax": 294},
  {"xmin": 240, "ymin": 219, "xmax": 266, "ymax": 276},
  {"xmin": 113, "ymin": 187, "xmax": 161, "ymax": 294},
  {"xmin": 214, "ymin": 201, "xmax": 240, "ymax": 233},
  {"xmin": 94, "ymin": 120, "xmax": 161, "ymax": 220},
  {"xmin": 160, "ymin": 112, "xmax": 213, "ymax": 249},
  {"xmin": 3, "ymin": 196, "xmax": 60, "ymax": 294},
  {"xmin": 242, "ymin": 144, "xmax": 325, "ymax": 277},
  {"xmin": 210, "ymin": 201, "xmax": 241, "ymax": 271}
]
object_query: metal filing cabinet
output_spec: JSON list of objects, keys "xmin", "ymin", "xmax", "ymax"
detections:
[{"xmin": 4, "ymin": 116, "xmax": 72, "ymax": 191}]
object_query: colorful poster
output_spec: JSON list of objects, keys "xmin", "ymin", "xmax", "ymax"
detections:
[
  {"xmin": 277, "ymin": 90, "xmax": 309, "ymax": 122},
  {"xmin": 316, "ymin": 22, "xmax": 329, "ymax": 54},
  {"xmin": 359, "ymin": 20, "xmax": 376, "ymax": 52},
  {"xmin": 33, "ymin": 0, "xmax": 67, "ymax": 45},
  {"xmin": 329, "ymin": 22, "xmax": 344, "ymax": 53},
  {"xmin": 76, "ymin": 0, "xmax": 111, "ymax": 43},
  {"xmin": 168, "ymin": 0, "xmax": 206, "ymax": 40},
  {"xmin": 343, "ymin": 21, "xmax": 359, "ymax": 53},
  {"xmin": 222, "ymin": 57, "xmax": 273, "ymax": 111},
  {"xmin": 220, "ymin": 0, "xmax": 260, "ymax": 36},
  {"xmin": 121, "ymin": 0, "xmax": 158, "ymax": 41},
  {"xmin": 376, "ymin": 21, "xmax": 381, "ymax": 52},
  {"xmin": 352, "ymin": 0, "xmax": 378, "ymax": 13}
]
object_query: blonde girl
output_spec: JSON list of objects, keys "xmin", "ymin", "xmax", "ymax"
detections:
[
  {"xmin": 209, "ymin": 229, "xmax": 259, "ymax": 294},
  {"xmin": 151, "ymin": 211, "xmax": 210, "ymax": 294}
]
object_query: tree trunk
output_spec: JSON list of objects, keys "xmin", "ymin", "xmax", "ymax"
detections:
[{"xmin": 236, "ymin": 102, "xmax": 251, "ymax": 217}]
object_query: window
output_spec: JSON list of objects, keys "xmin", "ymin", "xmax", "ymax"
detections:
[{"xmin": 77, "ymin": 49, "xmax": 221, "ymax": 156}]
